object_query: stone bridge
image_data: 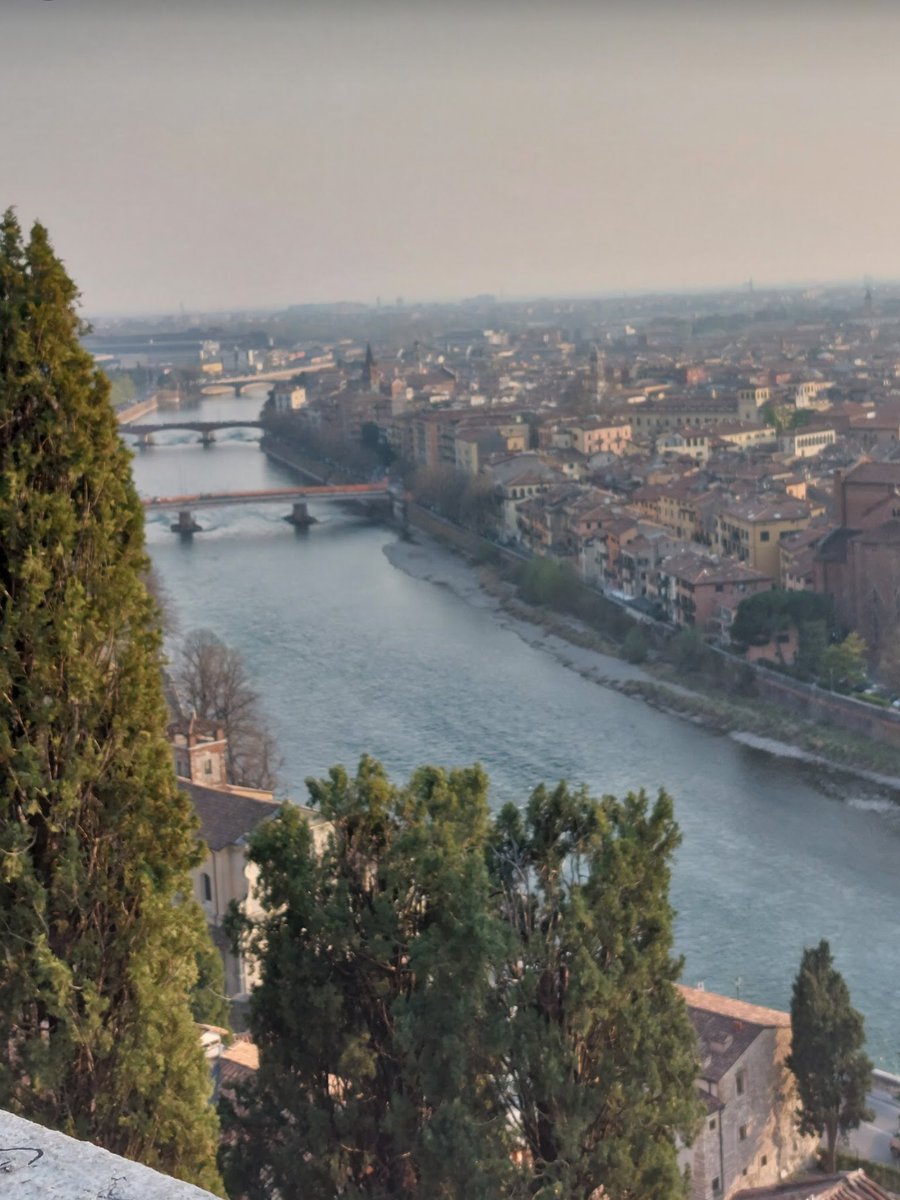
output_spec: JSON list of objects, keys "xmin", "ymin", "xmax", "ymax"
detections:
[
  {"xmin": 124, "ymin": 420, "xmax": 263, "ymax": 446},
  {"xmin": 142, "ymin": 483, "xmax": 398, "ymax": 534}
]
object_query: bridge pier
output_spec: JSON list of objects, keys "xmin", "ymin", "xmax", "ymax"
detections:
[
  {"xmin": 201, "ymin": 430, "xmax": 215, "ymax": 446},
  {"xmin": 171, "ymin": 509, "xmax": 203, "ymax": 536},
  {"xmin": 138, "ymin": 431, "xmax": 154, "ymax": 447},
  {"xmin": 394, "ymin": 497, "xmax": 409, "ymax": 532},
  {"xmin": 284, "ymin": 501, "xmax": 317, "ymax": 529}
]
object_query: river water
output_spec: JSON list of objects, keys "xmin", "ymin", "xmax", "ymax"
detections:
[{"xmin": 128, "ymin": 390, "xmax": 900, "ymax": 1067}]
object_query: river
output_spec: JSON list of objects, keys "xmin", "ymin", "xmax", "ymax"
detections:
[{"xmin": 127, "ymin": 390, "xmax": 900, "ymax": 1068}]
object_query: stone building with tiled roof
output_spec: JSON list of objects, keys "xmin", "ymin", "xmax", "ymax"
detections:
[
  {"xmin": 655, "ymin": 551, "xmax": 772, "ymax": 632},
  {"xmin": 168, "ymin": 713, "xmax": 330, "ymax": 1023},
  {"xmin": 677, "ymin": 987, "xmax": 818, "ymax": 1200}
]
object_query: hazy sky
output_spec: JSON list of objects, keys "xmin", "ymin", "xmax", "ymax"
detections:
[{"xmin": 2, "ymin": 0, "xmax": 899, "ymax": 314}]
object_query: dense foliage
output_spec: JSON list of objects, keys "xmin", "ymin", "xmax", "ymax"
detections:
[
  {"xmin": 730, "ymin": 588, "xmax": 833, "ymax": 674},
  {"xmin": 0, "ymin": 211, "xmax": 221, "ymax": 1191},
  {"xmin": 221, "ymin": 757, "xmax": 701, "ymax": 1200},
  {"xmin": 489, "ymin": 782, "xmax": 702, "ymax": 1199},
  {"xmin": 730, "ymin": 589, "xmax": 832, "ymax": 647},
  {"xmin": 787, "ymin": 940, "xmax": 872, "ymax": 1173}
]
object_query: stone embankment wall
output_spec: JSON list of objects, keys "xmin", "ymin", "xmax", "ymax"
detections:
[
  {"xmin": 260, "ymin": 436, "xmax": 900, "ymax": 751},
  {"xmin": 261, "ymin": 434, "xmax": 355, "ymax": 486},
  {"xmin": 409, "ymin": 506, "xmax": 900, "ymax": 748},
  {"xmin": 752, "ymin": 669, "xmax": 900, "ymax": 749},
  {"xmin": 116, "ymin": 395, "xmax": 160, "ymax": 423},
  {"xmin": 406, "ymin": 502, "xmax": 526, "ymax": 567}
]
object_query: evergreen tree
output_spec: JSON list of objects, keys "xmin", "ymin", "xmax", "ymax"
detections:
[
  {"xmin": 225, "ymin": 759, "xmax": 702, "ymax": 1200},
  {"xmin": 787, "ymin": 939, "xmax": 873, "ymax": 1173},
  {"xmin": 221, "ymin": 757, "xmax": 513, "ymax": 1200},
  {"xmin": 489, "ymin": 783, "xmax": 702, "ymax": 1200},
  {"xmin": 0, "ymin": 211, "xmax": 221, "ymax": 1191}
]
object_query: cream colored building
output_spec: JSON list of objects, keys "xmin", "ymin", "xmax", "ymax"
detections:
[
  {"xmin": 715, "ymin": 499, "xmax": 811, "ymax": 581},
  {"xmin": 678, "ymin": 986, "xmax": 818, "ymax": 1200},
  {"xmin": 656, "ymin": 429, "xmax": 712, "ymax": 462},
  {"xmin": 188, "ymin": 781, "xmax": 330, "ymax": 1019},
  {"xmin": 736, "ymin": 387, "xmax": 771, "ymax": 421},
  {"xmin": 792, "ymin": 380, "xmax": 833, "ymax": 409},
  {"xmin": 780, "ymin": 426, "xmax": 837, "ymax": 459},
  {"xmin": 715, "ymin": 422, "xmax": 777, "ymax": 452},
  {"xmin": 555, "ymin": 419, "xmax": 632, "ymax": 457},
  {"xmin": 270, "ymin": 381, "xmax": 307, "ymax": 412},
  {"xmin": 171, "ymin": 727, "xmax": 329, "ymax": 1020}
]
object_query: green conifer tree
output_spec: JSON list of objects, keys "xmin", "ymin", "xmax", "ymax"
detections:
[
  {"xmin": 220, "ymin": 756, "xmax": 513, "ymax": 1200},
  {"xmin": 489, "ymin": 782, "xmax": 702, "ymax": 1200},
  {"xmin": 787, "ymin": 939, "xmax": 873, "ymax": 1173},
  {"xmin": 0, "ymin": 210, "xmax": 221, "ymax": 1191}
]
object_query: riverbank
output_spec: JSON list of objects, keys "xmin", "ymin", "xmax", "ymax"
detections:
[
  {"xmin": 383, "ymin": 530, "xmax": 900, "ymax": 792},
  {"xmin": 262, "ymin": 434, "xmax": 361, "ymax": 487},
  {"xmin": 257, "ymin": 433, "xmax": 900, "ymax": 786}
]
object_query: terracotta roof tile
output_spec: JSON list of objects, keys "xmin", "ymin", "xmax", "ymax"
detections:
[
  {"xmin": 730, "ymin": 1169, "xmax": 894, "ymax": 1200},
  {"xmin": 678, "ymin": 985, "xmax": 791, "ymax": 1028}
]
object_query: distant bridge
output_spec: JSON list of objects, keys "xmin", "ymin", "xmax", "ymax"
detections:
[
  {"xmin": 124, "ymin": 420, "xmax": 263, "ymax": 446},
  {"xmin": 201, "ymin": 363, "xmax": 333, "ymax": 396},
  {"xmin": 142, "ymin": 483, "xmax": 396, "ymax": 534}
]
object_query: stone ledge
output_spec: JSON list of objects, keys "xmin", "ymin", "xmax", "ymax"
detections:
[{"xmin": 0, "ymin": 1110, "xmax": 219, "ymax": 1199}]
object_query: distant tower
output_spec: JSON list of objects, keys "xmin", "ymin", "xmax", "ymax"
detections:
[
  {"xmin": 362, "ymin": 342, "xmax": 380, "ymax": 392},
  {"xmin": 170, "ymin": 715, "xmax": 228, "ymax": 787},
  {"xmin": 588, "ymin": 344, "xmax": 604, "ymax": 401},
  {"xmin": 864, "ymin": 282, "xmax": 874, "ymax": 317}
]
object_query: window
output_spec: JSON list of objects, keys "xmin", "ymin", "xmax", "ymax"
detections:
[
  {"xmin": 739, "ymin": 1124, "xmax": 748, "ymax": 1141},
  {"xmin": 711, "ymin": 1179, "xmax": 721, "ymax": 1195},
  {"xmin": 736, "ymin": 1069, "xmax": 746, "ymax": 1095},
  {"xmin": 202, "ymin": 872, "xmax": 212, "ymax": 902},
  {"xmin": 761, "ymin": 1155, "xmax": 768, "ymax": 1167},
  {"xmin": 204, "ymin": 757, "xmax": 213, "ymax": 774},
  {"xmin": 760, "ymin": 530, "xmax": 770, "ymax": 542},
  {"xmin": 709, "ymin": 1118, "xmax": 717, "ymax": 1131}
]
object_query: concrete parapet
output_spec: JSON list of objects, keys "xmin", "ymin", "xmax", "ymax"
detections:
[{"xmin": 0, "ymin": 1109, "xmax": 218, "ymax": 1199}]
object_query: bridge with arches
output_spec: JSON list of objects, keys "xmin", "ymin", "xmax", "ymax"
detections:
[
  {"xmin": 124, "ymin": 420, "xmax": 263, "ymax": 446},
  {"xmin": 201, "ymin": 363, "xmax": 332, "ymax": 396},
  {"xmin": 142, "ymin": 483, "xmax": 398, "ymax": 534}
]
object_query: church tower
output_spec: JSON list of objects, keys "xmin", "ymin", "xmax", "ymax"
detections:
[
  {"xmin": 588, "ymin": 344, "xmax": 604, "ymax": 401},
  {"xmin": 362, "ymin": 342, "xmax": 381, "ymax": 392}
]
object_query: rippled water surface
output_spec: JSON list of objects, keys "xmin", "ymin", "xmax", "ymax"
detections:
[{"xmin": 128, "ymin": 393, "xmax": 900, "ymax": 1067}]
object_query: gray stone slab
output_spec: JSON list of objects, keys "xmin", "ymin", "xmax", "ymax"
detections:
[{"xmin": 0, "ymin": 1110, "xmax": 218, "ymax": 1199}]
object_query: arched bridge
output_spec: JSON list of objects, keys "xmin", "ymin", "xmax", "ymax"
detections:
[
  {"xmin": 142, "ymin": 483, "xmax": 399, "ymax": 534},
  {"xmin": 201, "ymin": 364, "xmax": 333, "ymax": 395},
  {"xmin": 124, "ymin": 420, "xmax": 263, "ymax": 446}
]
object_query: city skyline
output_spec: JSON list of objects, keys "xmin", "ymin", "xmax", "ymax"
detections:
[{"xmin": 4, "ymin": 0, "xmax": 900, "ymax": 313}]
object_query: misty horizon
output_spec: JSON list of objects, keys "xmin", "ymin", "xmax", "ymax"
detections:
[{"xmin": 4, "ymin": 0, "xmax": 900, "ymax": 314}]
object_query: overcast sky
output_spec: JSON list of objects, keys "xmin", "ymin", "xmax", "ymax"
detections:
[{"xmin": 2, "ymin": 0, "xmax": 899, "ymax": 314}]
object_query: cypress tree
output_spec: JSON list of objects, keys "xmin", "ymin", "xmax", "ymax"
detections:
[
  {"xmin": 489, "ymin": 783, "xmax": 702, "ymax": 1200},
  {"xmin": 0, "ymin": 210, "xmax": 221, "ymax": 1191},
  {"xmin": 787, "ymin": 939, "xmax": 872, "ymax": 1173},
  {"xmin": 220, "ymin": 756, "xmax": 513, "ymax": 1200}
]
